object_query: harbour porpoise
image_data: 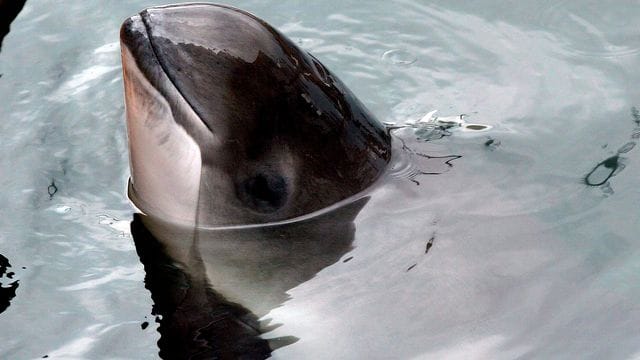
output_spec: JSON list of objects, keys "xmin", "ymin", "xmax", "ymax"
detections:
[
  {"xmin": 120, "ymin": 3, "xmax": 391, "ymax": 228},
  {"xmin": 120, "ymin": 3, "xmax": 391, "ymax": 358}
]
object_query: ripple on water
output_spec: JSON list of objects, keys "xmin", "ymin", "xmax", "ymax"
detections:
[
  {"xmin": 54, "ymin": 205, "xmax": 71, "ymax": 214},
  {"xmin": 388, "ymin": 134, "xmax": 461, "ymax": 185},
  {"xmin": 388, "ymin": 146, "xmax": 420, "ymax": 180},
  {"xmin": 583, "ymin": 108, "xmax": 640, "ymax": 191},
  {"xmin": 617, "ymin": 141, "xmax": 635, "ymax": 154},
  {"xmin": 584, "ymin": 155, "xmax": 621, "ymax": 187},
  {"xmin": 534, "ymin": 0, "xmax": 640, "ymax": 58},
  {"xmin": 381, "ymin": 49, "xmax": 417, "ymax": 66}
]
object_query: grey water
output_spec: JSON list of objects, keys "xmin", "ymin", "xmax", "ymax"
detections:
[{"xmin": 1, "ymin": 0, "xmax": 640, "ymax": 358}]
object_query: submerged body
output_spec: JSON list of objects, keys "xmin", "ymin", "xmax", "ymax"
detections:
[{"xmin": 132, "ymin": 198, "xmax": 368, "ymax": 358}]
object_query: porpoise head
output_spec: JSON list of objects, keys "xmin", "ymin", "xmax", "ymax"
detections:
[{"xmin": 120, "ymin": 3, "xmax": 391, "ymax": 226}]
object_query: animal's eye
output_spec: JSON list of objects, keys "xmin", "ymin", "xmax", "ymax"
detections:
[{"xmin": 236, "ymin": 173, "xmax": 288, "ymax": 213}]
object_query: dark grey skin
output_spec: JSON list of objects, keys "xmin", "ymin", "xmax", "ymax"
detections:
[{"xmin": 120, "ymin": 3, "xmax": 391, "ymax": 227}]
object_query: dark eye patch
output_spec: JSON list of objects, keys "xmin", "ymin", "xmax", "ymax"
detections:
[{"xmin": 236, "ymin": 173, "xmax": 288, "ymax": 213}]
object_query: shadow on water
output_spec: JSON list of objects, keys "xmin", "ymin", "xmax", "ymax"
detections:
[
  {"xmin": 131, "ymin": 197, "xmax": 369, "ymax": 359},
  {"xmin": 584, "ymin": 107, "xmax": 640, "ymax": 188},
  {"xmin": 0, "ymin": 0, "xmax": 27, "ymax": 52},
  {"xmin": 0, "ymin": 254, "xmax": 19, "ymax": 315}
]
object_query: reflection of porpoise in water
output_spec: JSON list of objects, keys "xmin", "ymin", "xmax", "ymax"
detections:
[
  {"xmin": 0, "ymin": 0, "xmax": 27, "ymax": 51},
  {"xmin": 120, "ymin": 3, "xmax": 392, "ymax": 358},
  {"xmin": 131, "ymin": 198, "xmax": 368, "ymax": 358}
]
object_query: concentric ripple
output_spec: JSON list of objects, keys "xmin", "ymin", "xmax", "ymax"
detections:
[
  {"xmin": 381, "ymin": 49, "xmax": 417, "ymax": 66},
  {"xmin": 387, "ymin": 133, "xmax": 462, "ymax": 185}
]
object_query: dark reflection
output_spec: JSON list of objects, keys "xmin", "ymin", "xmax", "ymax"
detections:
[
  {"xmin": 484, "ymin": 137, "xmax": 501, "ymax": 150},
  {"xmin": 47, "ymin": 179, "xmax": 57, "ymax": 200},
  {"xmin": 131, "ymin": 197, "xmax": 368, "ymax": 359},
  {"xmin": 584, "ymin": 155, "xmax": 619, "ymax": 186},
  {"xmin": 584, "ymin": 107, "xmax": 640, "ymax": 187},
  {"xmin": 0, "ymin": 0, "xmax": 27, "ymax": 51},
  {"xmin": 0, "ymin": 254, "xmax": 19, "ymax": 315}
]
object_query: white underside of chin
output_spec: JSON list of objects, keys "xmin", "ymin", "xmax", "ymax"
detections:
[{"xmin": 122, "ymin": 45, "xmax": 202, "ymax": 225}]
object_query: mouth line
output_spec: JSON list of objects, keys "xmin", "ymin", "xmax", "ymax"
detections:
[{"xmin": 137, "ymin": 9, "xmax": 214, "ymax": 134}]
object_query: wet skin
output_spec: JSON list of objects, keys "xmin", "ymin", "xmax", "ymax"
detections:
[{"xmin": 120, "ymin": 3, "xmax": 391, "ymax": 227}]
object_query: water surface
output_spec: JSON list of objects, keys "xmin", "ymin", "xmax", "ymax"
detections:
[{"xmin": 1, "ymin": 0, "xmax": 639, "ymax": 358}]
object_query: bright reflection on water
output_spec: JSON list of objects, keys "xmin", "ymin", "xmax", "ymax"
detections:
[{"xmin": 1, "ymin": 0, "xmax": 640, "ymax": 359}]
